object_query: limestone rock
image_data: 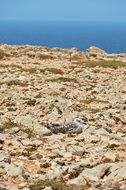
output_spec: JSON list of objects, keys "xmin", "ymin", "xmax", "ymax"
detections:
[
  {"xmin": 5, "ymin": 163, "xmax": 23, "ymax": 177},
  {"xmin": 104, "ymin": 151, "xmax": 116, "ymax": 162},
  {"xmin": 43, "ymin": 187, "xmax": 52, "ymax": 190},
  {"xmin": 0, "ymin": 44, "xmax": 126, "ymax": 189},
  {"xmin": 66, "ymin": 145, "xmax": 86, "ymax": 156}
]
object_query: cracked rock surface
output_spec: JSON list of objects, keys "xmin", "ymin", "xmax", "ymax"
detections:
[{"xmin": 0, "ymin": 45, "xmax": 126, "ymax": 189}]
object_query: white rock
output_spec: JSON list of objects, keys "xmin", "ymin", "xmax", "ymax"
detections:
[
  {"xmin": 5, "ymin": 163, "xmax": 23, "ymax": 177},
  {"xmin": 104, "ymin": 151, "xmax": 116, "ymax": 162},
  {"xmin": 66, "ymin": 145, "xmax": 86, "ymax": 156},
  {"xmin": 67, "ymin": 175, "xmax": 84, "ymax": 186},
  {"xmin": 43, "ymin": 187, "xmax": 52, "ymax": 190},
  {"xmin": 35, "ymin": 126, "xmax": 51, "ymax": 136}
]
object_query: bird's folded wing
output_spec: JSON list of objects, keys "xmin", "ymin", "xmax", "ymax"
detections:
[{"xmin": 65, "ymin": 121, "xmax": 78, "ymax": 129}]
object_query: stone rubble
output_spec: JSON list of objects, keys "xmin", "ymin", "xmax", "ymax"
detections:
[{"xmin": 0, "ymin": 44, "xmax": 126, "ymax": 189}]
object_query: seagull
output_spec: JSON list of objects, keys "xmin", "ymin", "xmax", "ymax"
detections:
[{"xmin": 47, "ymin": 118, "xmax": 88, "ymax": 134}]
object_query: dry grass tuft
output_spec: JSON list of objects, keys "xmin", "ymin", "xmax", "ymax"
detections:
[
  {"xmin": 85, "ymin": 60, "xmax": 126, "ymax": 69},
  {"xmin": 39, "ymin": 67, "xmax": 64, "ymax": 75},
  {"xmin": 79, "ymin": 98, "xmax": 95, "ymax": 105},
  {"xmin": 21, "ymin": 67, "xmax": 37, "ymax": 73},
  {"xmin": 3, "ymin": 80, "xmax": 28, "ymax": 87},
  {"xmin": 29, "ymin": 179, "xmax": 91, "ymax": 190},
  {"xmin": 46, "ymin": 77, "xmax": 79, "ymax": 83}
]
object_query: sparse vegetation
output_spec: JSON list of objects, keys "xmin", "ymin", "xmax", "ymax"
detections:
[
  {"xmin": 22, "ymin": 146, "xmax": 36, "ymax": 157},
  {"xmin": 94, "ymin": 99, "xmax": 109, "ymax": 104},
  {"xmin": 0, "ymin": 45, "xmax": 126, "ymax": 189},
  {"xmin": 22, "ymin": 67, "xmax": 37, "ymax": 73},
  {"xmin": 75, "ymin": 103, "xmax": 101, "ymax": 113},
  {"xmin": 39, "ymin": 67, "xmax": 64, "ymax": 75},
  {"xmin": 37, "ymin": 53, "xmax": 54, "ymax": 60},
  {"xmin": 85, "ymin": 108, "xmax": 101, "ymax": 113},
  {"xmin": 25, "ymin": 99, "xmax": 36, "ymax": 106},
  {"xmin": 0, "ymin": 63, "xmax": 22, "ymax": 69},
  {"xmin": 29, "ymin": 179, "xmax": 89, "ymax": 190},
  {"xmin": 85, "ymin": 60, "xmax": 126, "ymax": 68},
  {"xmin": 0, "ymin": 120, "xmax": 15, "ymax": 132},
  {"xmin": 33, "ymin": 62, "xmax": 41, "ymax": 65},
  {"xmin": 78, "ymin": 98, "xmax": 109, "ymax": 105},
  {"xmin": 79, "ymin": 98, "xmax": 95, "ymax": 105},
  {"xmin": 21, "ymin": 127, "xmax": 35, "ymax": 138},
  {"xmin": 46, "ymin": 77, "xmax": 79, "ymax": 83},
  {"xmin": 0, "ymin": 80, "xmax": 28, "ymax": 87},
  {"xmin": 21, "ymin": 67, "xmax": 64, "ymax": 75}
]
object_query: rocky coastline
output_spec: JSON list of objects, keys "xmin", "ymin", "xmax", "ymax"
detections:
[{"xmin": 0, "ymin": 44, "xmax": 126, "ymax": 190}]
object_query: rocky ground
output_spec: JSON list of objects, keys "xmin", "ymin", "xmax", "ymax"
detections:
[{"xmin": 0, "ymin": 45, "xmax": 126, "ymax": 190}]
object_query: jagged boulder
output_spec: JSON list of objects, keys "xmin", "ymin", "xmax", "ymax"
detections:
[{"xmin": 85, "ymin": 46, "xmax": 107, "ymax": 60}]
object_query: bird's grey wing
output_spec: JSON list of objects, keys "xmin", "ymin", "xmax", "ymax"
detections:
[
  {"xmin": 67, "ymin": 125, "xmax": 83, "ymax": 134},
  {"xmin": 65, "ymin": 121, "xmax": 78, "ymax": 129},
  {"xmin": 48, "ymin": 123, "xmax": 60, "ymax": 133},
  {"xmin": 48, "ymin": 123, "xmax": 67, "ymax": 134},
  {"xmin": 65, "ymin": 121, "xmax": 80, "ymax": 134}
]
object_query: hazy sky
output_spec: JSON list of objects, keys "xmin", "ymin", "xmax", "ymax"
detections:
[{"xmin": 0, "ymin": 0, "xmax": 126, "ymax": 21}]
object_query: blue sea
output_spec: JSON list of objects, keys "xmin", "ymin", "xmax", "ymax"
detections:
[{"xmin": 0, "ymin": 20, "xmax": 126, "ymax": 53}]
